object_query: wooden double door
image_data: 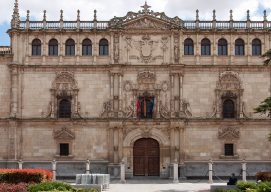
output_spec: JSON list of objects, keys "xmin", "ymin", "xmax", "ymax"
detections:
[{"xmin": 133, "ymin": 138, "xmax": 160, "ymax": 176}]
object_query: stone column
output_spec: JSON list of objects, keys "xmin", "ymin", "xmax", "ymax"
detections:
[
  {"xmin": 10, "ymin": 66, "xmax": 19, "ymax": 118},
  {"xmin": 208, "ymin": 160, "xmax": 213, "ymax": 183},
  {"xmin": 170, "ymin": 74, "xmax": 174, "ymax": 116},
  {"xmin": 242, "ymin": 160, "xmax": 247, "ymax": 182},
  {"xmin": 18, "ymin": 160, "xmax": 23, "ymax": 169},
  {"xmin": 179, "ymin": 127, "xmax": 185, "ymax": 162},
  {"xmin": 52, "ymin": 160, "xmax": 57, "ymax": 181},
  {"xmin": 86, "ymin": 159, "xmax": 90, "ymax": 174},
  {"xmin": 120, "ymin": 161, "xmax": 126, "ymax": 183},
  {"xmin": 170, "ymin": 127, "xmax": 175, "ymax": 163},
  {"xmin": 8, "ymin": 120, "xmax": 17, "ymax": 159},
  {"xmin": 118, "ymin": 127, "xmax": 123, "ymax": 162},
  {"xmin": 113, "ymin": 127, "xmax": 119, "ymax": 163},
  {"xmin": 173, "ymin": 161, "xmax": 179, "ymax": 183},
  {"xmin": 108, "ymin": 127, "xmax": 114, "ymax": 163}
]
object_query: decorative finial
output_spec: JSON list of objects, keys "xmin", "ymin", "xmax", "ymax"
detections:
[
  {"xmin": 212, "ymin": 10, "xmax": 216, "ymax": 21},
  {"xmin": 263, "ymin": 10, "xmax": 267, "ymax": 21},
  {"xmin": 230, "ymin": 10, "xmax": 233, "ymax": 21},
  {"xmin": 26, "ymin": 10, "xmax": 30, "ymax": 21},
  {"xmin": 60, "ymin": 10, "xmax": 63, "ymax": 21},
  {"xmin": 247, "ymin": 10, "xmax": 250, "ymax": 21},
  {"xmin": 43, "ymin": 10, "xmax": 46, "ymax": 21},
  {"xmin": 11, "ymin": 0, "xmax": 20, "ymax": 28},
  {"xmin": 141, "ymin": 1, "xmax": 151, "ymax": 13},
  {"xmin": 196, "ymin": 9, "xmax": 199, "ymax": 21},
  {"xmin": 77, "ymin": 10, "xmax": 80, "ymax": 21},
  {"xmin": 94, "ymin": 10, "xmax": 97, "ymax": 21}
]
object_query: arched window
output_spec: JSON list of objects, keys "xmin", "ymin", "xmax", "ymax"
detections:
[
  {"xmin": 58, "ymin": 99, "xmax": 71, "ymax": 118},
  {"xmin": 184, "ymin": 38, "xmax": 194, "ymax": 55},
  {"xmin": 201, "ymin": 38, "xmax": 211, "ymax": 55},
  {"xmin": 223, "ymin": 99, "xmax": 235, "ymax": 118},
  {"xmin": 82, "ymin": 39, "xmax": 92, "ymax": 56},
  {"xmin": 32, "ymin": 39, "xmax": 42, "ymax": 56},
  {"xmin": 99, "ymin": 38, "xmax": 109, "ymax": 55},
  {"xmin": 252, "ymin": 38, "xmax": 261, "ymax": 56},
  {"xmin": 65, "ymin": 39, "xmax": 75, "ymax": 56},
  {"xmin": 235, "ymin": 38, "xmax": 245, "ymax": 56},
  {"xmin": 218, "ymin": 38, "xmax": 228, "ymax": 56},
  {"xmin": 48, "ymin": 39, "xmax": 58, "ymax": 56}
]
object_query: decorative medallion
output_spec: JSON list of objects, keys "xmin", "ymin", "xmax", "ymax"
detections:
[{"xmin": 218, "ymin": 127, "xmax": 240, "ymax": 140}]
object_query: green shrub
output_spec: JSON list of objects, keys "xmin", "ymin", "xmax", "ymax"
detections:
[
  {"xmin": 236, "ymin": 181, "xmax": 257, "ymax": 191},
  {"xmin": 75, "ymin": 189, "xmax": 99, "ymax": 192},
  {"xmin": 257, "ymin": 182, "xmax": 271, "ymax": 192},
  {"xmin": 0, "ymin": 172, "xmax": 42, "ymax": 184},
  {"xmin": 28, "ymin": 181, "xmax": 75, "ymax": 192},
  {"xmin": 256, "ymin": 172, "xmax": 271, "ymax": 182}
]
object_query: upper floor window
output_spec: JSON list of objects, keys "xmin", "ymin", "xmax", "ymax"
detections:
[
  {"xmin": 201, "ymin": 38, "xmax": 211, "ymax": 55},
  {"xmin": 65, "ymin": 39, "xmax": 75, "ymax": 56},
  {"xmin": 48, "ymin": 39, "xmax": 58, "ymax": 56},
  {"xmin": 235, "ymin": 38, "xmax": 245, "ymax": 56},
  {"xmin": 218, "ymin": 38, "xmax": 228, "ymax": 56},
  {"xmin": 82, "ymin": 39, "xmax": 92, "ymax": 56},
  {"xmin": 252, "ymin": 38, "xmax": 261, "ymax": 56},
  {"xmin": 99, "ymin": 38, "xmax": 109, "ymax": 56},
  {"xmin": 136, "ymin": 96, "xmax": 154, "ymax": 119},
  {"xmin": 184, "ymin": 38, "xmax": 194, "ymax": 55},
  {"xmin": 58, "ymin": 98, "xmax": 71, "ymax": 118},
  {"xmin": 32, "ymin": 39, "xmax": 41, "ymax": 56},
  {"xmin": 222, "ymin": 99, "xmax": 235, "ymax": 118}
]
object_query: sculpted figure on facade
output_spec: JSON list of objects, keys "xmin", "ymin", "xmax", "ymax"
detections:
[{"xmin": 113, "ymin": 33, "xmax": 120, "ymax": 63}]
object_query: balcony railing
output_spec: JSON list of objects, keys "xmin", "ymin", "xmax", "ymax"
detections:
[
  {"xmin": 17, "ymin": 20, "xmax": 271, "ymax": 31},
  {"xmin": 0, "ymin": 46, "xmax": 12, "ymax": 55}
]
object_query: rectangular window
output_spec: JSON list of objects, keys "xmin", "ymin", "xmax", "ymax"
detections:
[
  {"xmin": 224, "ymin": 143, "xmax": 234, "ymax": 156},
  {"xmin": 60, "ymin": 143, "xmax": 69, "ymax": 156}
]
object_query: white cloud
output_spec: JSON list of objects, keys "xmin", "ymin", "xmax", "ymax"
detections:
[{"xmin": 0, "ymin": 0, "xmax": 270, "ymax": 24}]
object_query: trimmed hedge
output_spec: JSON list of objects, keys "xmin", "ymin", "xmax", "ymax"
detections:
[
  {"xmin": 256, "ymin": 172, "xmax": 271, "ymax": 182},
  {"xmin": 0, "ymin": 182, "xmax": 28, "ymax": 192},
  {"xmin": 28, "ymin": 181, "xmax": 74, "ymax": 192},
  {"xmin": 0, "ymin": 169, "xmax": 53, "ymax": 184}
]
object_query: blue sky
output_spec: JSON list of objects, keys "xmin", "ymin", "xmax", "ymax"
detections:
[{"xmin": 0, "ymin": 0, "xmax": 270, "ymax": 46}]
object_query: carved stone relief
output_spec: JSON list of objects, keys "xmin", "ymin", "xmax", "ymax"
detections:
[
  {"xmin": 173, "ymin": 33, "xmax": 180, "ymax": 64},
  {"xmin": 113, "ymin": 33, "xmax": 120, "ymax": 63},
  {"xmin": 218, "ymin": 127, "xmax": 240, "ymax": 141},
  {"xmin": 54, "ymin": 127, "xmax": 75, "ymax": 140}
]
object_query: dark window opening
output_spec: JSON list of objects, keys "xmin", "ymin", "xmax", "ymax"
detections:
[
  {"xmin": 82, "ymin": 39, "xmax": 92, "ymax": 56},
  {"xmin": 32, "ymin": 39, "xmax": 42, "ymax": 56},
  {"xmin": 136, "ymin": 96, "xmax": 154, "ymax": 119},
  {"xmin": 218, "ymin": 38, "xmax": 228, "ymax": 56},
  {"xmin": 65, "ymin": 39, "xmax": 75, "ymax": 56},
  {"xmin": 252, "ymin": 38, "xmax": 261, "ymax": 56},
  {"xmin": 223, "ymin": 99, "xmax": 235, "ymax": 118},
  {"xmin": 201, "ymin": 38, "xmax": 211, "ymax": 55},
  {"xmin": 184, "ymin": 38, "xmax": 194, "ymax": 55},
  {"xmin": 60, "ymin": 143, "xmax": 69, "ymax": 156},
  {"xmin": 99, "ymin": 39, "xmax": 109, "ymax": 55},
  {"xmin": 58, "ymin": 99, "xmax": 71, "ymax": 118},
  {"xmin": 224, "ymin": 143, "xmax": 234, "ymax": 156},
  {"xmin": 235, "ymin": 38, "xmax": 245, "ymax": 56},
  {"xmin": 48, "ymin": 39, "xmax": 58, "ymax": 56}
]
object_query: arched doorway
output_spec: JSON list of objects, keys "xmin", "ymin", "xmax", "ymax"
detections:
[{"xmin": 133, "ymin": 138, "xmax": 160, "ymax": 176}]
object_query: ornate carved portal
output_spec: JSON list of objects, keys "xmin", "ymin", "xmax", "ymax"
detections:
[
  {"xmin": 46, "ymin": 72, "xmax": 81, "ymax": 118},
  {"xmin": 210, "ymin": 71, "xmax": 248, "ymax": 118}
]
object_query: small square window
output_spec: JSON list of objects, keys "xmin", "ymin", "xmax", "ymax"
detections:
[
  {"xmin": 60, "ymin": 143, "xmax": 69, "ymax": 156},
  {"xmin": 224, "ymin": 143, "xmax": 234, "ymax": 156}
]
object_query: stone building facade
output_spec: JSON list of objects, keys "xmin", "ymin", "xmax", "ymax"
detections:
[{"xmin": 0, "ymin": 0, "xmax": 271, "ymax": 179}]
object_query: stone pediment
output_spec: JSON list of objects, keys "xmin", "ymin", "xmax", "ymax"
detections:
[
  {"xmin": 54, "ymin": 127, "xmax": 75, "ymax": 140},
  {"xmin": 108, "ymin": 2, "xmax": 182, "ymax": 29}
]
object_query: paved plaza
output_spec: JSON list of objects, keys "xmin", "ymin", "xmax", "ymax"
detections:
[{"xmin": 108, "ymin": 180, "xmax": 225, "ymax": 192}]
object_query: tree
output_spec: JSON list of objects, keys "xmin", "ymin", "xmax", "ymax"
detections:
[
  {"xmin": 254, "ymin": 97, "xmax": 271, "ymax": 117},
  {"xmin": 261, "ymin": 49, "xmax": 271, "ymax": 65},
  {"xmin": 254, "ymin": 50, "xmax": 271, "ymax": 118}
]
